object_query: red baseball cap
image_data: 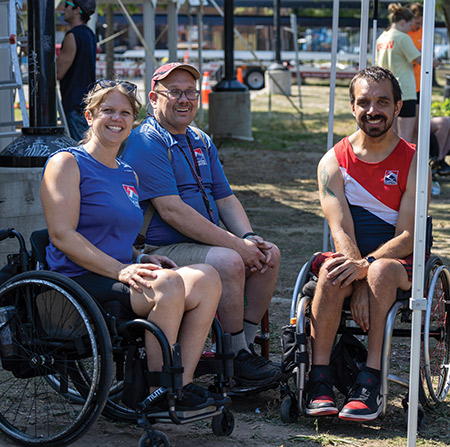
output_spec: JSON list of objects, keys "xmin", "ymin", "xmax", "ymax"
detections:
[{"xmin": 151, "ymin": 62, "xmax": 201, "ymax": 91}]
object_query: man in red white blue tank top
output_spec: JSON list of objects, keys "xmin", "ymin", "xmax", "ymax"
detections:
[{"xmin": 305, "ymin": 67, "xmax": 430, "ymax": 422}]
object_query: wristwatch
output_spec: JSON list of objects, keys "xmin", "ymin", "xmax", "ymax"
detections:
[{"xmin": 364, "ymin": 256, "xmax": 376, "ymax": 264}]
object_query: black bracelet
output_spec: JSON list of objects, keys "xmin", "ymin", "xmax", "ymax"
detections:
[{"xmin": 242, "ymin": 232, "xmax": 257, "ymax": 239}]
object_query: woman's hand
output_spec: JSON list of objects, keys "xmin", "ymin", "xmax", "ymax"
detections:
[{"xmin": 117, "ymin": 263, "xmax": 163, "ymax": 293}]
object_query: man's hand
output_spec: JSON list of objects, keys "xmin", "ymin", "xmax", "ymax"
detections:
[
  {"xmin": 139, "ymin": 254, "xmax": 178, "ymax": 269},
  {"xmin": 117, "ymin": 263, "xmax": 163, "ymax": 293},
  {"xmin": 235, "ymin": 237, "xmax": 271, "ymax": 273},
  {"xmin": 350, "ymin": 281, "xmax": 370, "ymax": 332},
  {"xmin": 246, "ymin": 235, "xmax": 277, "ymax": 273},
  {"xmin": 325, "ymin": 252, "xmax": 368, "ymax": 288}
]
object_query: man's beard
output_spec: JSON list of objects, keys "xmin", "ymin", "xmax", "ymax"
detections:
[{"xmin": 357, "ymin": 113, "xmax": 394, "ymax": 138}]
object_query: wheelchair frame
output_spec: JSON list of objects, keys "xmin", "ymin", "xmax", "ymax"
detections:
[
  {"xmin": 0, "ymin": 228, "xmax": 235, "ymax": 447},
  {"xmin": 279, "ymin": 251, "xmax": 450, "ymax": 425}
]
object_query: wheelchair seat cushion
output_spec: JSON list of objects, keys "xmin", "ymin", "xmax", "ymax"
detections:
[{"xmin": 70, "ymin": 271, "xmax": 135, "ymax": 317}]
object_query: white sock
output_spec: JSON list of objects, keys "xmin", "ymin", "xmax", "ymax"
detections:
[
  {"xmin": 243, "ymin": 320, "xmax": 259, "ymax": 347},
  {"xmin": 231, "ymin": 330, "xmax": 249, "ymax": 354}
]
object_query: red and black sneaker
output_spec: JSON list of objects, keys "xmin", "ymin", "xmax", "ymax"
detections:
[
  {"xmin": 339, "ymin": 370, "xmax": 382, "ymax": 421},
  {"xmin": 305, "ymin": 367, "xmax": 338, "ymax": 416}
]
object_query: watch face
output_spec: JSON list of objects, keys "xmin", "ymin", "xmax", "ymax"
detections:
[{"xmin": 366, "ymin": 256, "xmax": 376, "ymax": 264}]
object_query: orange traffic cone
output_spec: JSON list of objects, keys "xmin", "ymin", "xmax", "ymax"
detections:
[
  {"xmin": 237, "ymin": 66, "xmax": 244, "ymax": 84},
  {"xmin": 201, "ymin": 72, "xmax": 211, "ymax": 105}
]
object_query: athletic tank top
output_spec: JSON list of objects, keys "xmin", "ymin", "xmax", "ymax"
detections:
[
  {"xmin": 60, "ymin": 25, "xmax": 96, "ymax": 113},
  {"xmin": 45, "ymin": 146, "xmax": 143, "ymax": 277},
  {"xmin": 334, "ymin": 137, "xmax": 415, "ymax": 256}
]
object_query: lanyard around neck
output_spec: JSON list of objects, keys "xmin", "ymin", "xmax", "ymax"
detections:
[{"xmin": 178, "ymin": 135, "xmax": 215, "ymax": 222}]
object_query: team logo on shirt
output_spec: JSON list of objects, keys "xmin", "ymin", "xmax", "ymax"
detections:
[
  {"xmin": 123, "ymin": 185, "xmax": 140, "ymax": 208},
  {"xmin": 384, "ymin": 170, "xmax": 399, "ymax": 185},
  {"xmin": 193, "ymin": 147, "xmax": 207, "ymax": 166}
]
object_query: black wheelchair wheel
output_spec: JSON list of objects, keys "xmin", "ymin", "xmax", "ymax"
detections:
[
  {"xmin": 211, "ymin": 408, "xmax": 234, "ymax": 436},
  {"xmin": 421, "ymin": 256, "xmax": 450, "ymax": 403},
  {"xmin": 0, "ymin": 271, "xmax": 113, "ymax": 446},
  {"xmin": 280, "ymin": 394, "xmax": 299, "ymax": 423},
  {"xmin": 138, "ymin": 430, "xmax": 170, "ymax": 447}
]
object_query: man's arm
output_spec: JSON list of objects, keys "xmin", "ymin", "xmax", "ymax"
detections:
[
  {"xmin": 152, "ymin": 194, "xmax": 268, "ymax": 271},
  {"xmin": 56, "ymin": 33, "xmax": 76, "ymax": 80}
]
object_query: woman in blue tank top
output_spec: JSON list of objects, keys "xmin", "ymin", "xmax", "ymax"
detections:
[{"xmin": 41, "ymin": 80, "xmax": 224, "ymax": 411}]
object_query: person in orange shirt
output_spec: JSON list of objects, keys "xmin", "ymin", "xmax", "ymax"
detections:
[{"xmin": 408, "ymin": 2, "xmax": 450, "ymax": 176}]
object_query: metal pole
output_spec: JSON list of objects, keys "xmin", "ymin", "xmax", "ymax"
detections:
[
  {"xmin": 290, "ymin": 13, "xmax": 302, "ymax": 108},
  {"xmin": 359, "ymin": 0, "xmax": 369, "ymax": 70},
  {"xmin": 407, "ymin": 1, "xmax": 435, "ymax": 445},
  {"xmin": 323, "ymin": 0, "xmax": 340, "ymax": 252},
  {"xmin": 372, "ymin": 0, "xmax": 379, "ymax": 65},
  {"xmin": 28, "ymin": 0, "xmax": 57, "ymax": 127},
  {"xmin": 214, "ymin": 0, "xmax": 246, "ymax": 91},
  {"xmin": 274, "ymin": 0, "xmax": 281, "ymax": 65}
]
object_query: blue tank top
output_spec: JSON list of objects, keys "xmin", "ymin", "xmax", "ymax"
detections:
[
  {"xmin": 45, "ymin": 146, "xmax": 144, "ymax": 277},
  {"xmin": 60, "ymin": 25, "xmax": 96, "ymax": 114}
]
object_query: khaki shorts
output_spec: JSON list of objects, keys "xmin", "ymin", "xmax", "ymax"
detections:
[{"xmin": 143, "ymin": 242, "xmax": 213, "ymax": 266}]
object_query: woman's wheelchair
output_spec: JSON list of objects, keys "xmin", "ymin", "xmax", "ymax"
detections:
[
  {"xmin": 0, "ymin": 228, "xmax": 235, "ymax": 447},
  {"xmin": 279, "ymin": 246, "xmax": 450, "ymax": 425}
]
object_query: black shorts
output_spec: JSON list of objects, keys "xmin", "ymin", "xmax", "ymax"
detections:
[
  {"xmin": 399, "ymin": 99, "xmax": 417, "ymax": 118},
  {"xmin": 71, "ymin": 272, "xmax": 137, "ymax": 321}
]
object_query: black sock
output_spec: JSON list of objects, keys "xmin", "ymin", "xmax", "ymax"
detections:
[{"xmin": 364, "ymin": 366, "xmax": 381, "ymax": 380}]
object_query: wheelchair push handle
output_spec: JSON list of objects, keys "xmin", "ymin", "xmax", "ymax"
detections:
[
  {"xmin": 0, "ymin": 228, "xmax": 17, "ymax": 242},
  {"xmin": 0, "ymin": 228, "xmax": 30, "ymax": 272}
]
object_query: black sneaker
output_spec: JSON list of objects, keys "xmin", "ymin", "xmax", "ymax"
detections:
[
  {"xmin": 233, "ymin": 346, "xmax": 282, "ymax": 385},
  {"xmin": 437, "ymin": 160, "xmax": 450, "ymax": 176},
  {"xmin": 339, "ymin": 370, "xmax": 382, "ymax": 421},
  {"xmin": 148, "ymin": 387, "xmax": 215, "ymax": 413},
  {"xmin": 305, "ymin": 367, "xmax": 338, "ymax": 416},
  {"xmin": 183, "ymin": 382, "xmax": 231, "ymax": 407}
]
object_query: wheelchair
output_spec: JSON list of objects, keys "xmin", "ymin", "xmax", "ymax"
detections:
[
  {"xmin": 0, "ymin": 228, "xmax": 235, "ymax": 447},
  {"xmin": 279, "ymin": 243, "xmax": 450, "ymax": 425}
]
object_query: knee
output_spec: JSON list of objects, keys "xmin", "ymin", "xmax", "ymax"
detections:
[
  {"xmin": 270, "ymin": 244, "xmax": 281, "ymax": 268},
  {"xmin": 189, "ymin": 264, "xmax": 222, "ymax": 302},
  {"xmin": 214, "ymin": 249, "xmax": 246, "ymax": 281},
  {"xmin": 152, "ymin": 269, "xmax": 186, "ymax": 306},
  {"xmin": 315, "ymin": 266, "xmax": 348, "ymax": 301},
  {"xmin": 366, "ymin": 259, "xmax": 393, "ymax": 286}
]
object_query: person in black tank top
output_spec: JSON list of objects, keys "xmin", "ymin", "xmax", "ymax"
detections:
[{"xmin": 57, "ymin": 0, "xmax": 97, "ymax": 142}]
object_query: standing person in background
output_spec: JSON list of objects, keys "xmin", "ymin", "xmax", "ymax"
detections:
[
  {"xmin": 408, "ymin": 2, "xmax": 450, "ymax": 176},
  {"xmin": 57, "ymin": 0, "xmax": 97, "ymax": 142},
  {"xmin": 376, "ymin": 3, "xmax": 421, "ymax": 143}
]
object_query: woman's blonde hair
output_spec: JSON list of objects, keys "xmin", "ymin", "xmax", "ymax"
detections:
[
  {"xmin": 80, "ymin": 80, "xmax": 142, "ymax": 144},
  {"xmin": 388, "ymin": 3, "xmax": 414, "ymax": 23}
]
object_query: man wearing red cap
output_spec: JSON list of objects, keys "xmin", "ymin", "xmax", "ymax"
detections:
[{"xmin": 122, "ymin": 62, "xmax": 281, "ymax": 386}]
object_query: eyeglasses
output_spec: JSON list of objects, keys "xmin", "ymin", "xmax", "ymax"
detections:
[
  {"xmin": 91, "ymin": 79, "xmax": 137, "ymax": 95},
  {"xmin": 65, "ymin": 1, "xmax": 82, "ymax": 13},
  {"xmin": 154, "ymin": 88, "xmax": 200, "ymax": 101}
]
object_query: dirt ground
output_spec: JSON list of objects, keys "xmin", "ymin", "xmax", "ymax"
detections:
[{"xmin": 2, "ymin": 81, "xmax": 450, "ymax": 447}]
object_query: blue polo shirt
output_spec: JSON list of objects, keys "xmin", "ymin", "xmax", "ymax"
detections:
[{"xmin": 122, "ymin": 116, "xmax": 233, "ymax": 245}]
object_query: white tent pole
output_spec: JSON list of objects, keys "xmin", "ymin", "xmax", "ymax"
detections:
[
  {"xmin": 371, "ymin": 0, "xmax": 378, "ymax": 65},
  {"xmin": 322, "ymin": 0, "xmax": 340, "ymax": 252},
  {"xmin": 407, "ymin": 0, "xmax": 435, "ymax": 445},
  {"xmin": 359, "ymin": 0, "xmax": 369, "ymax": 69}
]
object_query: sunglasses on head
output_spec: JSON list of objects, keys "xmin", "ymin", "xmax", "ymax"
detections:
[
  {"xmin": 91, "ymin": 79, "xmax": 138, "ymax": 95},
  {"xmin": 65, "ymin": 1, "xmax": 82, "ymax": 13}
]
